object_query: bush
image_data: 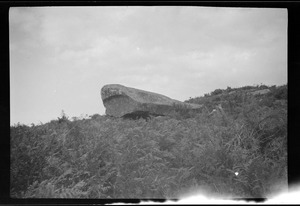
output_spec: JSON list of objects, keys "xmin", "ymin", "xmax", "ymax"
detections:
[
  {"xmin": 58, "ymin": 110, "xmax": 69, "ymax": 123},
  {"xmin": 211, "ymin": 89, "xmax": 223, "ymax": 96},
  {"xmin": 226, "ymin": 86, "xmax": 232, "ymax": 92},
  {"xmin": 273, "ymin": 85, "xmax": 287, "ymax": 100}
]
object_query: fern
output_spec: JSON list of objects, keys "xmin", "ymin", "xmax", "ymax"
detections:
[{"xmin": 11, "ymin": 84, "xmax": 287, "ymax": 199}]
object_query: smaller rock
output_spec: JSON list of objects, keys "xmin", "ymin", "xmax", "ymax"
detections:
[{"xmin": 251, "ymin": 89, "xmax": 270, "ymax": 96}]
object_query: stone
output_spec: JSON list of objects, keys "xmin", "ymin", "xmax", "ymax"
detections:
[
  {"xmin": 101, "ymin": 84, "xmax": 202, "ymax": 117},
  {"xmin": 208, "ymin": 104, "xmax": 226, "ymax": 118},
  {"xmin": 251, "ymin": 89, "xmax": 271, "ymax": 96}
]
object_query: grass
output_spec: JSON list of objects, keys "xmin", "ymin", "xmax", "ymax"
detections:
[{"xmin": 10, "ymin": 84, "xmax": 287, "ymax": 199}]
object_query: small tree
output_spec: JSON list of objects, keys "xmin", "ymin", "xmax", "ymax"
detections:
[{"xmin": 58, "ymin": 110, "xmax": 69, "ymax": 123}]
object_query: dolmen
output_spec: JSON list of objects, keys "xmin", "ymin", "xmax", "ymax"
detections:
[{"xmin": 101, "ymin": 84, "xmax": 202, "ymax": 118}]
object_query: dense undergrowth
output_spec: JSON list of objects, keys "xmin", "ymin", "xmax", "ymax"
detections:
[{"xmin": 10, "ymin": 84, "xmax": 287, "ymax": 199}]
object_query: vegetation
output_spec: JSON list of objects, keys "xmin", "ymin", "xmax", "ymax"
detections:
[{"xmin": 10, "ymin": 84, "xmax": 287, "ymax": 199}]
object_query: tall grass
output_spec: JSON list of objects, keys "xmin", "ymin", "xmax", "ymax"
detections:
[{"xmin": 10, "ymin": 85, "xmax": 287, "ymax": 199}]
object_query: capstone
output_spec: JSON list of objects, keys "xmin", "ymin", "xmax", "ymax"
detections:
[{"xmin": 101, "ymin": 84, "xmax": 202, "ymax": 117}]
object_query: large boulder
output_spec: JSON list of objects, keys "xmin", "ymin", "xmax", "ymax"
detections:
[{"xmin": 101, "ymin": 84, "xmax": 202, "ymax": 117}]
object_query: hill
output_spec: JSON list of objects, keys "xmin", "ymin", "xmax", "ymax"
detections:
[{"xmin": 10, "ymin": 84, "xmax": 287, "ymax": 199}]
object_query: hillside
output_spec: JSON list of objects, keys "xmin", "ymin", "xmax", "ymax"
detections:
[{"xmin": 10, "ymin": 84, "xmax": 287, "ymax": 199}]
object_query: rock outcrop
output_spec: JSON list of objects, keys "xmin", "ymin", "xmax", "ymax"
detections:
[
  {"xmin": 101, "ymin": 84, "xmax": 202, "ymax": 117},
  {"xmin": 251, "ymin": 89, "xmax": 270, "ymax": 96}
]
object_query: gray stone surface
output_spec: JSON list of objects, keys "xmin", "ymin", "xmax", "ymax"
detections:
[
  {"xmin": 101, "ymin": 84, "xmax": 202, "ymax": 117},
  {"xmin": 251, "ymin": 89, "xmax": 271, "ymax": 96}
]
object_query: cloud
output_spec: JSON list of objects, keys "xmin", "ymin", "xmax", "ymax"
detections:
[{"xmin": 9, "ymin": 6, "xmax": 287, "ymax": 124}]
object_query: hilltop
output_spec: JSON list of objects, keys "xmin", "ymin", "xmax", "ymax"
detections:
[{"xmin": 10, "ymin": 84, "xmax": 287, "ymax": 200}]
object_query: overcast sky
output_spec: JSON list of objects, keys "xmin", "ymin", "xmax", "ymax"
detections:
[{"xmin": 10, "ymin": 6, "xmax": 287, "ymax": 125}]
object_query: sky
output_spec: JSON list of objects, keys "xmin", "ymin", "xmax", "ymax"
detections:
[{"xmin": 9, "ymin": 6, "xmax": 287, "ymax": 125}]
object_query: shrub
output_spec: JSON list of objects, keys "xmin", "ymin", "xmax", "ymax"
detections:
[
  {"xmin": 226, "ymin": 86, "xmax": 232, "ymax": 92},
  {"xmin": 273, "ymin": 85, "xmax": 287, "ymax": 100},
  {"xmin": 170, "ymin": 103, "xmax": 197, "ymax": 120},
  {"xmin": 211, "ymin": 89, "xmax": 223, "ymax": 96},
  {"xmin": 58, "ymin": 110, "xmax": 69, "ymax": 123}
]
